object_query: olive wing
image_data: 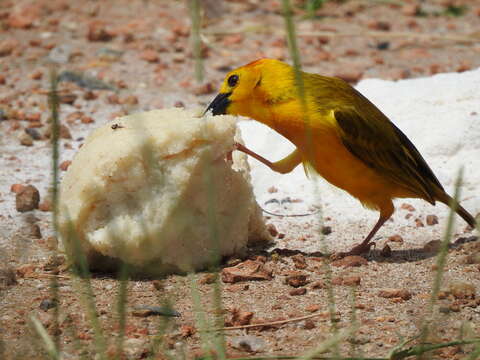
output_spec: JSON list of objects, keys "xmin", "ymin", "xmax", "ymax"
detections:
[{"xmin": 333, "ymin": 103, "xmax": 443, "ymax": 204}]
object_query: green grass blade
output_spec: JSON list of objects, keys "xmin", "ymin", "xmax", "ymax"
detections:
[
  {"xmin": 30, "ymin": 316, "xmax": 60, "ymax": 360},
  {"xmin": 189, "ymin": 0, "xmax": 204, "ymax": 83}
]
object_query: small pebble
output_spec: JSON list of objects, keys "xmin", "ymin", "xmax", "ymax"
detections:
[
  {"xmin": 303, "ymin": 319, "xmax": 316, "ymax": 329},
  {"xmin": 266, "ymin": 223, "xmax": 278, "ymax": 237},
  {"xmin": 39, "ymin": 299, "xmax": 57, "ymax": 311},
  {"xmin": 231, "ymin": 335, "xmax": 265, "ymax": 353},
  {"xmin": 380, "ymin": 244, "xmax": 392, "ymax": 257},
  {"xmin": 16, "ymin": 185, "xmax": 40, "ymax": 212},
  {"xmin": 388, "ymin": 234, "xmax": 403, "ymax": 243},
  {"xmin": 59, "ymin": 160, "xmax": 71, "ymax": 171},
  {"xmin": 25, "ymin": 128, "xmax": 42, "ymax": 140},
  {"xmin": 19, "ymin": 133, "xmax": 34, "ymax": 146},
  {"xmin": 378, "ymin": 288, "xmax": 412, "ymax": 301},
  {"xmin": 289, "ymin": 287, "xmax": 307, "ymax": 296},
  {"xmin": 285, "ymin": 272, "xmax": 308, "ymax": 288},
  {"xmin": 426, "ymin": 214, "xmax": 439, "ymax": 226},
  {"xmin": 448, "ymin": 281, "xmax": 476, "ymax": 300},
  {"xmin": 321, "ymin": 226, "xmax": 332, "ymax": 235}
]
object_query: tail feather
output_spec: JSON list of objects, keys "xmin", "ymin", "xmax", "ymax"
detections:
[{"xmin": 436, "ymin": 192, "xmax": 477, "ymax": 229}]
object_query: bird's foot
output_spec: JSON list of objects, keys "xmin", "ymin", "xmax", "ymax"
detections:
[{"xmin": 331, "ymin": 241, "xmax": 375, "ymax": 260}]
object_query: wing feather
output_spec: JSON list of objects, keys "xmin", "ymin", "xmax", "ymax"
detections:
[{"xmin": 332, "ymin": 92, "xmax": 443, "ymax": 204}]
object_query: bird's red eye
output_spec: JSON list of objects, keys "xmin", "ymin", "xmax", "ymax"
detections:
[{"xmin": 227, "ymin": 74, "xmax": 239, "ymax": 87}]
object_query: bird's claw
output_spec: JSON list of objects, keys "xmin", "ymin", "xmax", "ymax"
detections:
[{"xmin": 330, "ymin": 241, "xmax": 375, "ymax": 260}]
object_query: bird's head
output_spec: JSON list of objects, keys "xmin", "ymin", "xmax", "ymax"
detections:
[{"xmin": 205, "ymin": 58, "xmax": 293, "ymax": 117}]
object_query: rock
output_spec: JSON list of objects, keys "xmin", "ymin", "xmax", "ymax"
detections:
[
  {"xmin": 199, "ymin": 273, "xmax": 216, "ymax": 284},
  {"xmin": 0, "ymin": 267, "xmax": 17, "ymax": 290},
  {"xmin": 331, "ymin": 276, "xmax": 343, "ymax": 286},
  {"xmin": 423, "ymin": 240, "xmax": 442, "ymax": 253},
  {"xmin": 131, "ymin": 306, "xmax": 180, "ymax": 317},
  {"xmin": 332, "ymin": 255, "xmax": 367, "ymax": 267},
  {"xmin": 193, "ymin": 82, "xmax": 215, "ymax": 95},
  {"xmin": 123, "ymin": 338, "xmax": 148, "ymax": 359},
  {"xmin": 121, "ymin": 95, "xmax": 139, "ymax": 106},
  {"xmin": 31, "ymin": 224, "xmax": 42, "ymax": 239},
  {"xmin": 139, "ymin": 49, "xmax": 159, "ymax": 63},
  {"xmin": 426, "ymin": 214, "xmax": 439, "ymax": 226},
  {"xmin": 292, "ymin": 254, "xmax": 307, "ymax": 269},
  {"xmin": 58, "ymin": 71, "xmax": 115, "ymax": 90},
  {"xmin": 332, "ymin": 275, "xmax": 360, "ymax": 286},
  {"xmin": 25, "ymin": 128, "xmax": 42, "ymax": 140},
  {"xmin": 376, "ymin": 41, "xmax": 390, "ymax": 50},
  {"xmin": 285, "ymin": 272, "xmax": 308, "ymax": 287},
  {"xmin": 11, "ymin": 184, "xmax": 25, "ymax": 194},
  {"xmin": 59, "ymin": 93, "xmax": 77, "ymax": 105},
  {"xmin": 39, "ymin": 200, "xmax": 52, "ymax": 212},
  {"xmin": 43, "ymin": 255, "xmax": 65, "ymax": 271},
  {"xmin": 25, "ymin": 113, "xmax": 41, "ymax": 122},
  {"xmin": 367, "ymin": 20, "xmax": 391, "ymax": 31},
  {"xmin": 0, "ymin": 39, "xmax": 18, "ymax": 57},
  {"xmin": 59, "ymin": 160, "xmax": 71, "ymax": 171},
  {"xmin": 48, "ymin": 44, "xmax": 72, "ymax": 64},
  {"xmin": 448, "ymin": 282, "xmax": 476, "ymax": 300},
  {"xmin": 462, "ymin": 253, "xmax": 480, "ymax": 265},
  {"xmin": 81, "ymin": 116, "xmax": 94, "ymax": 124},
  {"xmin": 334, "ymin": 69, "xmax": 364, "ymax": 84},
  {"xmin": 266, "ymin": 223, "xmax": 278, "ymax": 237},
  {"xmin": 228, "ymin": 308, "xmax": 254, "ymax": 326},
  {"xmin": 380, "ymin": 244, "xmax": 392, "ymax": 257},
  {"xmin": 388, "ymin": 234, "xmax": 403, "ymax": 243},
  {"xmin": 39, "ymin": 299, "xmax": 57, "ymax": 311},
  {"xmin": 222, "ymin": 260, "xmax": 272, "ymax": 283},
  {"xmin": 16, "ymin": 185, "xmax": 40, "ymax": 212},
  {"xmin": 16, "ymin": 264, "xmax": 37, "ymax": 278},
  {"xmin": 8, "ymin": 4, "xmax": 40, "ymax": 29},
  {"xmin": 378, "ymin": 288, "xmax": 412, "ymax": 301},
  {"xmin": 29, "ymin": 70, "xmax": 43, "ymax": 80},
  {"xmin": 19, "ymin": 133, "xmax": 34, "ymax": 146},
  {"xmin": 400, "ymin": 203, "xmax": 415, "ymax": 212},
  {"xmin": 415, "ymin": 218, "xmax": 425, "ymax": 227},
  {"xmin": 97, "ymin": 47, "xmax": 123, "ymax": 62},
  {"xmin": 289, "ymin": 287, "xmax": 307, "ymax": 296},
  {"xmin": 321, "ymin": 226, "xmax": 332, "ymax": 235},
  {"xmin": 402, "ymin": 3, "xmax": 421, "ymax": 16},
  {"xmin": 303, "ymin": 319, "xmax": 316, "ymax": 329},
  {"xmin": 44, "ymin": 124, "xmax": 72, "ymax": 139},
  {"xmin": 230, "ymin": 335, "xmax": 265, "ymax": 353},
  {"xmin": 310, "ymin": 280, "xmax": 326, "ymax": 289},
  {"xmin": 305, "ymin": 304, "xmax": 321, "ymax": 313},
  {"xmin": 180, "ymin": 325, "xmax": 196, "ymax": 338},
  {"xmin": 343, "ymin": 275, "xmax": 361, "ymax": 286},
  {"xmin": 87, "ymin": 21, "xmax": 115, "ymax": 42}
]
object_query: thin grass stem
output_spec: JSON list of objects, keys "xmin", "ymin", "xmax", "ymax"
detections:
[
  {"xmin": 189, "ymin": 0, "xmax": 204, "ymax": 83},
  {"xmin": 30, "ymin": 316, "xmax": 60, "ymax": 360},
  {"xmin": 419, "ymin": 169, "xmax": 464, "ymax": 347},
  {"xmin": 47, "ymin": 67, "xmax": 62, "ymax": 354}
]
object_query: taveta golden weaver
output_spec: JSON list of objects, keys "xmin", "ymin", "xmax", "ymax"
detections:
[{"xmin": 205, "ymin": 59, "xmax": 476, "ymax": 256}]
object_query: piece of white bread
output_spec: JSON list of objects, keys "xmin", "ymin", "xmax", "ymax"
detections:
[{"xmin": 58, "ymin": 108, "xmax": 269, "ymax": 274}]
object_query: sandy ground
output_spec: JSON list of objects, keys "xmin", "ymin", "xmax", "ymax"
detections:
[{"xmin": 1, "ymin": 0, "xmax": 480, "ymax": 359}]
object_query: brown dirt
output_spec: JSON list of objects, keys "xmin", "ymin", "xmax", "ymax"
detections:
[{"xmin": 1, "ymin": 0, "xmax": 480, "ymax": 359}]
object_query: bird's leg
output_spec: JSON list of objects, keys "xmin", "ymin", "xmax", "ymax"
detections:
[
  {"xmin": 332, "ymin": 206, "xmax": 393, "ymax": 259},
  {"xmin": 234, "ymin": 142, "xmax": 302, "ymax": 174}
]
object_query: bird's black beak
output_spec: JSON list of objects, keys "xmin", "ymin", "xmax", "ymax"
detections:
[{"xmin": 204, "ymin": 92, "xmax": 231, "ymax": 116}]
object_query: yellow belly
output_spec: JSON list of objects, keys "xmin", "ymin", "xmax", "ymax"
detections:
[
  {"xmin": 248, "ymin": 101, "xmax": 417, "ymax": 210},
  {"xmin": 290, "ymin": 127, "xmax": 415, "ymax": 210}
]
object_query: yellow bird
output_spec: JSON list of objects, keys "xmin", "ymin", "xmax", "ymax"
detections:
[{"xmin": 205, "ymin": 58, "xmax": 477, "ymax": 257}]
